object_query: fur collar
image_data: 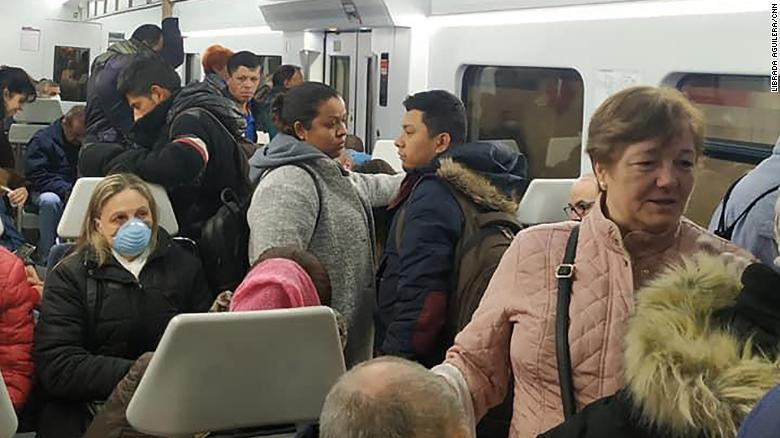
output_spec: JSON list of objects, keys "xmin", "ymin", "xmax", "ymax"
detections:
[
  {"xmin": 435, "ymin": 158, "xmax": 518, "ymax": 214},
  {"xmin": 624, "ymin": 255, "xmax": 780, "ymax": 438}
]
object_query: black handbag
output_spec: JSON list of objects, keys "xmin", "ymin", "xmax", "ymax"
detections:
[{"xmin": 197, "ymin": 188, "xmax": 250, "ymax": 293}]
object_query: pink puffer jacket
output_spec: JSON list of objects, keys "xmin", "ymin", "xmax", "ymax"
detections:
[{"xmin": 443, "ymin": 201, "xmax": 753, "ymax": 438}]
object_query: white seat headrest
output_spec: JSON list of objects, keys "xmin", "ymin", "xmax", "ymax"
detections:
[
  {"xmin": 0, "ymin": 372, "xmax": 18, "ymax": 438},
  {"xmin": 8, "ymin": 124, "xmax": 45, "ymax": 144},
  {"xmin": 516, "ymin": 178, "xmax": 576, "ymax": 225},
  {"xmin": 372, "ymin": 139, "xmax": 402, "ymax": 172},
  {"xmin": 57, "ymin": 177, "xmax": 179, "ymax": 239},
  {"xmin": 14, "ymin": 99, "xmax": 63, "ymax": 124}
]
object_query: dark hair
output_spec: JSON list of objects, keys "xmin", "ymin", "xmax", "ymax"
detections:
[
  {"xmin": 272, "ymin": 65, "xmax": 302, "ymax": 88},
  {"xmin": 0, "ymin": 66, "xmax": 36, "ymax": 118},
  {"xmin": 131, "ymin": 24, "xmax": 163, "ymax": 48},
  {"xmin": 227, "ymin": 51, "xmax": 261, "ymax": 76},
  {"xmin": 275, "ymin": 82, "xmax": 340, "ymax": 138},
  {"xmin": 118, "ymin": 57, "xmax": 181, "ymax": 97},
  {"xmin": 402, "ymin": 90, "xmax": 467, "ymax": 146},
  {"xmin": 354, "ymin": 159, "xmax": 396, "ymax": 175},
  {"xmin": 255, "ymin": 247, "xmax": 332, "ymax": 306},
  {"xmin": 345, "ymin": 134, "xmax": 364, "ymax": 152}
]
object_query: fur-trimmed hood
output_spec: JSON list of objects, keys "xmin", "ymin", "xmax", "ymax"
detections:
[
  {"xmin": 625, "ymin": 255, "xmax": 780, "ymax": 438},
  {"xmin": 434, "ymin": 142, "xmax": 528, "ymax": 214}
]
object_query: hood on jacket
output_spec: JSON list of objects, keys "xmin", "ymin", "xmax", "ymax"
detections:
[
  {"xmin": 168, "ymin": 81, "xmax": 246, "ymax": 139},
  {"xmin": 91, "ymin": 39, "xmax": 149, "ymax": 74},
  {"xmin": 434, "ymin": 142, "xmax": 528, "ymax": 214},
  {"xmin": 624, "ymin": 255, "xmax": 780, "ymax": 438},
  {"xmin": 248, "ymin": 133, "xmax": 327, "ymax": 184}
]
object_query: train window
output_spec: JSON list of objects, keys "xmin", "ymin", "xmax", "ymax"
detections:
[
  {"xmin": 676, "ymin": 74, "xmax": 780, "ymax": 225},
  {"xmin": 462, "ymin": 66, "xmax": 584, "ymax": 179}
]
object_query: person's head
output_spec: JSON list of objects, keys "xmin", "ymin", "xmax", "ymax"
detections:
[
  {"xmin": 320, "ymin": 357, "xmax": 470, "ymax": 438},
  {"xmin": 231, "ymin": 246, "xmax": 332, "ymax": 311},
  {"xmin": 131, "ymin": 24, "xmax": 164, "ymax": 53},
  {"xmin": 62, "ymin": 105, "xmax": 86, "ymax": 146},
  {"xmin": 276, "ymin": 82, "xmax": 347, "ymax": 158},
  {"xmin": 566, "ymin": 174, "xmax": 599, "ymax": 220},
  {"xmin": 117, "ymin": 57, "xmax": 181, "ymax": 121},
  {"xmin": 201, "ymin": 44, "xmax": 234, "ymax": 80},
  {"xmin": 0, "ymin": 66, "xmax": 36, "ymax": 119},
  {"xmin": 36, "ymin": 79, "xmax": 61, "ymax": 98},
  {"xmin": 353, "ymin": 159, "xmax": 397, "ymax": 175},
  {"xmin": 336, "ymin": 149, "xmax": 353, "ymax": 171},
  {"xmin": 587, "ymin": 86, "xmax": 703, "ymax": 235},
  {"xmin": 396, "ymin": 90, "xmax": 467, "ymax": 170},
  {"xmin": 78, "ymin": 174, "xmax": 158, "ymax": 265},
  {"xmin": 345, "ymin": 134, "xmax": 364, "ymax": 152},
  {"xmin": 272, "ymin": 65, "xmax": 303, "ymax": 90},
  {"xmin": 227, "ymin": 51, "xmax": 262, "ymax": 105}
]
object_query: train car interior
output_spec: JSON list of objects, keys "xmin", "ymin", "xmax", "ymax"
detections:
[{"xmin": 1, "ymin": 0, "xmax": 778, "ymax": 437}]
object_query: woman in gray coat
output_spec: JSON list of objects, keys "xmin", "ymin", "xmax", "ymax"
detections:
[{"xmin": 247, "ymin": 82, "xmax": 402, "ymax": 366}]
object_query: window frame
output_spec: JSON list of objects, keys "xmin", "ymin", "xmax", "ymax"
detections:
[{"xmin": 675, "ymin": 73, "xmax": 777, "ymax": 165}]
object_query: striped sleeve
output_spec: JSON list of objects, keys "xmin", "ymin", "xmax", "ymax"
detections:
[{"xmin": 172, "ymin": 136, "xmax": 209, "ymax": 164}]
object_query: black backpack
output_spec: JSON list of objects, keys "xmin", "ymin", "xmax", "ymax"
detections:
[
  {"xmin": 198, "ymin": 188, "xmax": 250, "ymax": 293},
  {"xmin": 169, "ymin": 107, "xmax": 253, "ymax": 293},
  {"xmin": 715, "ymin": 175, "xmax": 780, "ymax": 240}
]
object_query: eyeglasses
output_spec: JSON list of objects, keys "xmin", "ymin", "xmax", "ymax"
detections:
[{"xmin": 564, "ymin": 200, "xmax": 596, "ymax": 221}]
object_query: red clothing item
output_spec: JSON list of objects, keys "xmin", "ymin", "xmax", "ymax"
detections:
[{"xmin": 0, "ymin": 248, "xmax": 40, "ymax": 410}]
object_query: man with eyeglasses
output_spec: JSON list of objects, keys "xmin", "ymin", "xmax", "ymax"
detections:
[{"xmin": 566, "ymin": 174, "xmax": 599, "ymax": 221}]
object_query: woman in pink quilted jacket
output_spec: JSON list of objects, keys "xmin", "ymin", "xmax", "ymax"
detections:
[{"xmin": 433, "ymin": 86, "xmax": 754, "ymax": 438}]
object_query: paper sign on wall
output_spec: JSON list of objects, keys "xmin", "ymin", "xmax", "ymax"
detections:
[
  {"xmin": 20, "ymin": 26, "xmax": 41, "ymax": 52},
  {"xmin": 595, "ymin": 69, "xmax": 642, "ymax": 106}
]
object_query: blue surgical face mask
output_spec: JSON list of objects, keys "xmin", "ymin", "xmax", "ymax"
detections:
[{"xmin": 112, "ymin": 218, "xmax": 152, "ymax": 258}]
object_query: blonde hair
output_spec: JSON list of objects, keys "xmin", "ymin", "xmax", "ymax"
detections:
[
  {"xmin": 77, "ymin": 174, "xmax": 159, "ymax": 266},
  {"xmin": 586, "ymin": 86, "xmax": 705, "ymax": 166}
]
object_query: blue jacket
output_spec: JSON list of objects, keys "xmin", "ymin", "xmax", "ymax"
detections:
[
  {"xmin": 709, "ymin": 140, "xmax": 780, "ymax": 271},
  {"xmin": 738, "ymin": 385, "xmax": 780, "ymax": 438},
  {"xmin": 375, "ymin": 142, "xmax": 527, "ymax": 366},
  {"xmin": 24, "ymin": 119, "xmax": 79, "ymax": 200}
]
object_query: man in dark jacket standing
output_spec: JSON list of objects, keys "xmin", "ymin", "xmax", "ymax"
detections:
[
  {"xmin": 80, "ymin": 57, "xmax": 249, "ymax": 240},
  {"xmin": 375, "ymin": 90, "xmax": 527, "ymax": 367},
  {"xmin": 225, "ymin": 51, "xmax": 262, "ymax": 143},
  {"xmin": 24, "ymin": 105, "xmax": 85, "ymax": 261},
  {"xmin": 85, "ymin": 0, "xmax": 183, "ymax": 147}
]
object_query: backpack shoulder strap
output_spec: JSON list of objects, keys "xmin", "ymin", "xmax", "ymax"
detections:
[
  {"xmin": 722, "ymin": 183, "xmax": 780, "ymax": 239},
  {"xmin": 716, "ymin": 175, "xmax": 745, "ymax": 237},
  {"xmin": 556, "ymin": 225, "xmax": 580, "ymax": 420},
  {"xmin": 290, "ymin": 163, "xmax": 323, "ymax": 233}
]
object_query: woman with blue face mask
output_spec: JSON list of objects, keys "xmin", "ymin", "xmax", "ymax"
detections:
[{"xmin": 32, "ymin": 173, "xmax": 213, "ymax": 438}]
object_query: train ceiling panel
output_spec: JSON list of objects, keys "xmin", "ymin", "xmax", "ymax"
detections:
[
  {"xmin": 258, "ymin": 0, "xmax": 428, "ymax": 31},
  {"xmin": 430, "ymin": 0, "xmax": 639, "ymax": 15}
]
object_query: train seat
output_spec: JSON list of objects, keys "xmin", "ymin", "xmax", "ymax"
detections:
[
  {"xmin": 516, "ymin": 178, "xmax": 576, "ymax": 225},
  {"xmin": 0, "ymin": 371, "xmax": 18, "ymax": 438},
  {"xmin": 57, "ymin": 177, "xmax": 179, "ymax": 240},
  {"xmin": 372, "ymin": 139, "xmax": 403, "ymax": 172},
  {"xmin": 126, "ymin": 308, "xmax": 346, "ymax": 437}
]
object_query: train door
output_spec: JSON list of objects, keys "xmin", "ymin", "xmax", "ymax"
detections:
[{"xmin": 325, "ymin": 31, "xmax": 376, "ymax": 149}]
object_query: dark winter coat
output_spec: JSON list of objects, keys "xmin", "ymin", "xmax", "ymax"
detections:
[
  {"xmin": 33, "ymin": 230, "xmax": 211, "ymax": 436},
  {"xmin": 85, "ymin": 17, "xmax": 183, "ymax": 146},
  {"xmin": 79, "ymin": 82, "xmax": 250, "ymax": 239},
  {"xmin": 539, "ymin": 257, "xmax": 780, "ymax": 438},
  {"xmin": 375, "ymin": 142, "xmax": 527, "ymax": 366},
  {"xmin": 24, "ymin": 119, "xmax": 79, "ymax": 199}
]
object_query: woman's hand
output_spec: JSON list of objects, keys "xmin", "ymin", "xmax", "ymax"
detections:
[
  {"xmin": 25, "ymin": 265, "xmax": 43, "ymax": 298},
  {"xmin": 8, "ymin": 187, "xmax": 28, "ymax": 207}
]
